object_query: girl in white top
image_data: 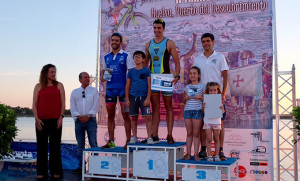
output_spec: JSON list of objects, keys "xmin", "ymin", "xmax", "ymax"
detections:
[
  {"xmin": 202, "ymin": 82, "xmax": 224, "ymax": 162},
  {"xmin": 183, "ymin": 66, "xmax": 206, "ymax": 161}
]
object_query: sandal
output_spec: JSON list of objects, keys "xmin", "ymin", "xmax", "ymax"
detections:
[
  {"xmin": 194, "ymin": 155, "xmax": 201, "ymax": 161},
  {"xmin": 167, "ymin": 135, "xmax": 175, "ymax": 144},
  {"xmin": 184, "ymin": 154, "xmax": 191, "ymax": 160}
]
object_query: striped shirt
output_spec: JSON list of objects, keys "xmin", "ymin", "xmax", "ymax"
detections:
[{"xmin": 184, "ymin": 83, "xmax": 206, "ymax": 111}]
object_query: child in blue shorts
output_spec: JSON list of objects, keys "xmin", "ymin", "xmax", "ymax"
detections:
[
  {"xmin": 125, "ymin": 51, "xmax": 153, "ymax": 144},
  {"xmin": 183, "ymin": 66, "xmax": 206, "ymax": 161}
]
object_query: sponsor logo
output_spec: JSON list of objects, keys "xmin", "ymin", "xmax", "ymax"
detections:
[
  {"xmin": 154, "ymin": 48, "xmax": 159, "ymax": 55},
  {"xmin": 250, "ymin": 131, "xmax": 269, "ymax": 142},
  {"xmin": 249, "ymin": 158, "xmax": 268, "ymax": 162},
  {"xmin": 250, "ymin": 170, "xmax": 268, "ymax": 174},
  {"xmin": 212, "ymin": 59, "xmax": 217, "ymax": 64},
  {"xmin": 251, "ymin": 146, "xmax": 268, "ymax": 154},
  {"xmin": 250, "ymin": 162, "xmax": 268, "ymax": 166},
  {"xmin": 225, "ymin": 134, "xmax": 246, "ymax": 147},
  {"xmin": 230, "ymin": 149, "xmax": 240, "ymax": 158},
  {"xmin": 119, "ymin": 56, "xmax": 124, "ymax": 62},
  {"xmin": 234, "ymin": 165, "xmax": 247, "ymax": 178}
]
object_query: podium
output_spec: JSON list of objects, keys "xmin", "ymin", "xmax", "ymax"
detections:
[
  {"xmin": 82, "ymin": 142, "xmax": 239, "ymax": 181},
  {"xmin": 176, "ymin": 157, "xmax": 239, "ymax": 181},
  {"xmin": 126, "ymin": 142, "xmax": 185, "ymax": 181}
]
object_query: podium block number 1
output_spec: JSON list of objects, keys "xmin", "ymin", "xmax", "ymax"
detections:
[{"xmin": 133, "ymin": 150, "xmax": 169, "ymax": 179}]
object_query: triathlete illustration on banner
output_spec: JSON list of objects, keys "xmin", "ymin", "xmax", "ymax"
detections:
[
  {"xmin": 145, "ymin": 18, "xmax": 180, "ymax": 144},
  {"xmin": 102, "ymin": 0, "xmax": 152, "ymax": 32}
]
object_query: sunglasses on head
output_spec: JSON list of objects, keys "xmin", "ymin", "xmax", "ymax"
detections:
[{"xmin": 155, "ymin": 18, "xmax": 164, "ymax": 23}]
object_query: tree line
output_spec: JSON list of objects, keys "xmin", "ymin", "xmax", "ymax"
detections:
[{"xmin": 6, "ymin": 106, "xmax": 71, "ymax": 117}]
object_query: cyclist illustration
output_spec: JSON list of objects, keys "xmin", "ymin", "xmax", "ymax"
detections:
[{"xmin": 102, "ymin": 0, "xmax": 152, "ymax": 32}]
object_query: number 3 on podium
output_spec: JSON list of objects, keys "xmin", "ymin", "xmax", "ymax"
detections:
[{"xmin": 196, "ymin": 170, "xmax": 206, "ymax": 179}]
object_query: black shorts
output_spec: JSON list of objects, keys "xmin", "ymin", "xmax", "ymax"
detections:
[{"xmin": 129, "ymin": 96, "xmax": 151, "ymax": 117}]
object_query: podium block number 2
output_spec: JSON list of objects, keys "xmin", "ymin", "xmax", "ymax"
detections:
[
  {"xmin": 196, "ymin": 170, "xmax": 206, "ymax": 179},
  {"xmin": 101, "ymin": 161, "xmax": 109, "ymax": 169}
]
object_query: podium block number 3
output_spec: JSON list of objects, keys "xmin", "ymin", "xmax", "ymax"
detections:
[{"xmin": 196, "ymin": 170, "xmax": 206, "ymax": 179}]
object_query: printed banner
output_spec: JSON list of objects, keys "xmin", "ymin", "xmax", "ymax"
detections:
[
  {"xmin": 99, "ymin": 0, "xmax": 273, "ymax": 180},
  {"xmin": 0, "ymin": 142, "xmax": 78, "ymax": 180}
]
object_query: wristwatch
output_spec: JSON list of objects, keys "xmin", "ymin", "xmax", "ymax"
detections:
[
  {"xmin": 60, "ymin": 115, "xmax": 64, "ymax": 118},
  {"xmin": 175, "ymin": 75, "xmax": 180, "ymax": 79}
]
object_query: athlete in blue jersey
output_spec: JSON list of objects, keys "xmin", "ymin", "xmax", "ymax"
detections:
[
  {"xmin": 100, "ymin": 32, "xmax": 134, "ymax": 149},
  {"xmin": 145, "ymin": 19, "xmax": 180, "ymax": 144}
]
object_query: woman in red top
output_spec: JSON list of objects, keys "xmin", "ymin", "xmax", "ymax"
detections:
[{"xmin": 32, "ymin": 64, "xmax": 65, "ymax": 179}]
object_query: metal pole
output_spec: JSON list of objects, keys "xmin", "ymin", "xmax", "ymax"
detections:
[
  {"xmin": 95, "ymin": 0, "xmax": 102, "ymax": 91},
  {"xmin": 272, "ymin": 0, "xmax": 280, "ymax": 180},
  {"xmin": 292, "ymin": 64, "xmax": 298, "ymax": 180}
]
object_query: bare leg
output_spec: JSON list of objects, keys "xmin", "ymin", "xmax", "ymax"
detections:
[
  {"xmin": 200, "ymin": 119, "xmax": 206, "ymax": 147},
  {"xmin": 192, "ymin": 119, "xmax": 201, "ymax": 155},
  {"xmin": 106, "ymin": 104, "xmax": 116, "ymax": 141},
  {"xmin": 121, "ymin": 104, "xmax": 131, "ymax": 142},
  {"xmin": 206, "ymin": 128, "xmax": 213, "ymax": 157},
  {"xmin": 163, "ymin": 96, "xmax": 174, "ymax": 136},
  {"xmin": 131, "ymin": 116, "xmax": 138, "ymax": 138},
  {"xmin": 144, "ymin": 116, "xmax": 152, "ymax": 138},
  {"xmin": 151, "ymin": 93, "xmax": 160, "ymax": 137},
  {"xmin": 184, "ymin": 118, "xmax": 193, "ymax": 156},
  {"xmin": 213, "ymin": 129, "xmax": 220, "ymax": 156},
  {"xmin": 219, "ymin": 120, "xmax": 225, "ymax": 148}
]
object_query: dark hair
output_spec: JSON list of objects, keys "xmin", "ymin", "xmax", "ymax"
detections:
[
  {"xmin": 188, "ymin": 66, "xmax": 201, "ymax": 82},
  {"xmin": 153, "ymin": 19, "xmax": 165, "ymax": 28},
  {"xmin": 201, "ymin": 33, "xmax": 214, "ymax": 41},
  {"xmin": 133, "ymin": 51, "xmax": 146, "ymax": 59},
  {"xmin": 79, "ymin": 72, "xmax": 88, "ymax": 79},
  {"xmin": 111, "ymin": 32, "xmax": 122, "ymax": 42},
  {"xmin": 39, "ymin": 64, "xmax": 58, "ymax": 89},
  {"xmin": 205, "ymin": 82, "xmax": 221, "ymax": 94}
]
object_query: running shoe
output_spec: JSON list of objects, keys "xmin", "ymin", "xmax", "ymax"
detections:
[
  {"xmin": 207, "ymin": 156, "xmax": 213, "ymax": 162},
  {"xmin": 219, "ymin": 151, "xmax": 227, "ymax": 160},
  {"xmin": 215, "ymin": 156, "xmax": 221, "ymax": 162},
  {"xmin": 147, "ymin": 137, "xmax": 154, "ymax": 144},
  {"xmin": 198, "ymin": 150, "xmax": 207, "ymax": 159},
  {"xmin": 152, "ymin": 136, "xmax": 160, "ymax": 144},
  {"xmin": 129, "ymin": 137, "xmax": 137, "ymax": 144},
  {"xmin": 101, "ymin": 140, "xmax": 115, "ymax": 149}
]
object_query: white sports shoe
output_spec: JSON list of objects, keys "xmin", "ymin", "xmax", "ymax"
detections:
[
  {"xmin": 215, "ymin": 156, "xmax": 221, "ymax": 162},
  {"xmin": 207, "ymin": 156, "xmax": 213, "ymax": 162},
  {"xmin": 129, "ymin": 137, "xmax": 137, "ymax": 144},
  {"xmin": 147, "ymin": 137, "xmax": 154, "ymax": 144}
]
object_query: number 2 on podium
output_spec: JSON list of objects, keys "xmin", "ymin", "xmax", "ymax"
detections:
[
  {"xmin": 196, "ymin": 170, "xmax": 206, "ymax": 179},
  {"xmin": 100, "ymin": 161, "xmax": 109, "ymax": 169},
  {"xmin": 147, "ymin": 160, "xmax": 153, "ymax": 170}
]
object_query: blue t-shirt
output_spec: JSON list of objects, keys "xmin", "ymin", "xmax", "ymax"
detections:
[{"xmin": 127, "ymin": 67, "xmax": 151, "ymax": 97}]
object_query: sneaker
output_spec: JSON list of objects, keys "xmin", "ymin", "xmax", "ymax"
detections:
[
  {"xmin": 72, "ymin": 167, "xmax": 82, "ymax": 174},
  {"xmin": 152, "ymin": 136, "xmax": 160, "ymax": 144},
  {"xmin": 147, "ymin": 137, "xmax": 154, "ymax": 144},
  {"xmin": 166, "ymin": 135, "xmax": 175, "ymax": 144},
  {"xmin": 215, "ymin": 156, "xmax": 221, "ymax": 162},
  {"xmin": 207, "ymin": 156, "xmax": 213, "ymax": 162},
  {"xmin": 141, "ymin": 138, "xmax": 148, "ymax": 143},
  {"xmin": 101, "ymin": 140, "xmax": 115, "ymax": 149},
  {"xmin": 129, "ymin": 137, "xmax": 137, "ymax": 144},
  {"xmin": 198, "ymin": 150, "xmax": 207, "ymax": 159},
  {"xmin": 219, "ymin": 151, "xmax": 227, "ymax": 160}
]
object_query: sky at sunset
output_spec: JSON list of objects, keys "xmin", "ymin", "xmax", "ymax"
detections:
[{"xmin": 0, "ymin": 0, "xmax": 299, "ymax": 109}]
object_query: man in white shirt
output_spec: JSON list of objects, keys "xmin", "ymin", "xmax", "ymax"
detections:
[
  {"xmin": 70, "ymin": 72, "xmax": 100, "ymax": 173},
  {"xmin": 193, "ymin": 33, "xmax": 229, "ymax": 160}
]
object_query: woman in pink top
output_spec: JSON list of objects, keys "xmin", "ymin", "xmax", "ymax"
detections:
[{"xmin": 32, "ymin": 64, "xmax": 65, "ymax": 179}]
